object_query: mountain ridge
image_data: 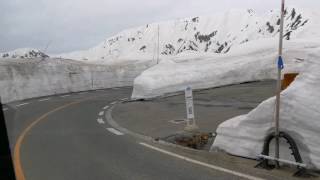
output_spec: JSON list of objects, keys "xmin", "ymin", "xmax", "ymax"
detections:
[
  {"xmin": 0, "ymin": 48, "xmax": 49, "ymax": 59},
  {"xmin": 56, "ymin": 7, "xmax": 317, "ymax": 61}
]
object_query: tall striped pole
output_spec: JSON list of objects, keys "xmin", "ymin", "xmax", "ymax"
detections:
[{"xmin": 275, "ymin": 0, "xmax": 285, "ymax": 168}]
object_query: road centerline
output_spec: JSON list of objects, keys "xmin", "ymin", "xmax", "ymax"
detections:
[
  {"xmin": 97, "ymin": 118, "xmax": 105, "ymax": 124},
  {"xmin": 98, "ymin": 111, "xmax": 104, "ymax": 116},
  {"xmin": 110, "ymin": 101, "xmax": 117, "ymax": 105},
  {"xmin": 60, "ymin": 95, "xmax": 70, "ymax": 98},
  {"xmin": 103, "ymin": 105, "xmax": 109, "ymax": 110},
  {"xmin": 38, "ymin": 98, "xmax": 50, "ymax": 102},
  {"xmin": 16, "ymin": 102, "xmax": 29, "ymax": 107},
  {"xmin": 106, "ymin": 128, "xmax": 124, "ymax": 136}
]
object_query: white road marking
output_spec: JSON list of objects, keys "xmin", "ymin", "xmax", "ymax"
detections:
[
  {"xmin": 112, "ymin": 87, "xmax": 120, "ymax": 90},
  {"xmin": 16, "ymin": 102, "xmax": 29, "ymax": 107},
  {"xmin": 39, "ymin": 98, "xmax": 50, "ymax": 102},
  {"xmin": 98, "ymin": 111, "xmax": 104, "ymax": 116},
  {"xmin": 139, "ymin": 142, "xmax": 264, "ymax": 180},
  {"xmin": 60, "ymin": 95, "xmax": 70, "ymax": 98},
  {"xmin": 120, "ymin": 98, "xmax": 128, "ymax": 101},
  {"xmin": 103, "ymin": 105, "xmax": 109, "ymax": 110},
  {"xmin": 97, "ymin": 118, "xmax": 105, "ymax": 124},
  {"xmin": 2, "ymin": 108, "xmax": 8, "ymax": 111},
  {"xmin": 110, "ymin": 101, "xmax": 117, "ymax": 105},
  {"xmin": 106, "ymin": 128, "xmax": 124, "ymax": 136}
]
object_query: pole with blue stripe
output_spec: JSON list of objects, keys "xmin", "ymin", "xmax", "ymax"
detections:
[{"xmin": 275, "ymin": 0, "xmax": 285, "ymax": 168}]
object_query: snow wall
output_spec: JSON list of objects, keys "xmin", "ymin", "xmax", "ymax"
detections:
[
  {"xmin": 0, "ymin": 58, "xmax": 152, "ymax": 103},
  {"xmin": 212, "ymin": 49, "xmax": 320, "ymax": 169},
  {"xmin": 131, "ymin": 39, "xmax": 313, "ymax": 99}
]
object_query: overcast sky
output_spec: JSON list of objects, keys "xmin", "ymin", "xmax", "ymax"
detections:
[{"xmin": 0, "ymin": 0, "xmax": 318, "ymax": 54}]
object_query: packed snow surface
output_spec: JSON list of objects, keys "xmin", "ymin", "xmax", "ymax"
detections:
[
  {"xmin": 212, "ymin": 48, "xmax": 320, "ymax": 169},
  {"xmin": 0, "ymin": 58, "xmax": 152, "ymax": 103}
]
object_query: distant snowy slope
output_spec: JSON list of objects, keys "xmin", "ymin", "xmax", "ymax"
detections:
[
  {"xmin": 57, "ymin": 7, "xmax": 314, "ymax": 61},
  {"xmin": 0, "ymin": 48, "xmax": 49, "ymax": 59}
]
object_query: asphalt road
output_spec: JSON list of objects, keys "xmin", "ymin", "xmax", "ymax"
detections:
[
  {"xmin": 3, "ymin": 87, "xmax": 247, "ymax": 180},
  {"xmin": 113, "ymin": 80, "xmax": 277, "ymax": 138}
]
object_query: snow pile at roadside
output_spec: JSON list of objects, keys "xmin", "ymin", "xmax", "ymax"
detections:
[
  {"xmin": 0, "ymin": 48, "xmax": 49, "ymax": 59},
  {"xmin": 212, "ymin": 48, "xmax": 320, "ymax": 169},
  {"xmin": 0, "ymin": 58, "xmax": 152, "ymax": 103},
  {"xmin": 131, "ymin": 38, "xmax": 317, "ymax": 99}
]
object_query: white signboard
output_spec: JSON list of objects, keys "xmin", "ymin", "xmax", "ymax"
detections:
[{"xmin": 185, "ymin": 86, "xmax": 194, "ymax": 120}]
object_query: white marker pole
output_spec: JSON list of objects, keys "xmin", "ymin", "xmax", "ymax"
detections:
[
  {"xmin": 275, "ymin": 0, "xmax": 285, "ymax": 168},
  {"xmin": 184, "ymin": 86, "xmax": 198, "ymax": 132}
]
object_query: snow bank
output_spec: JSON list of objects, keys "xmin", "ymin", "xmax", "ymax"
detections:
[
  {"xmin": 131, "ymin": 39, "xmax": 316, "ymax": 99},
  {"xmin": 212, "ymin": 48, "xmax": 320, "ymax": 169},
  {"xmin": 0, "ymin": 58, "xmax": 152, "ymax": 103}
]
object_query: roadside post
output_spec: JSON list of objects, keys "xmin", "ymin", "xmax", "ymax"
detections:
[
  {"xmin": 256, "ymin": 1, "xmax": 310, "ymax": 176},
  {"xmin": 274, "ymin": 0, "xmax": 286, "ymax": 168},
  {"xmin": 184, "ymin": 86, "xmax": 198, "ymax": 132}
]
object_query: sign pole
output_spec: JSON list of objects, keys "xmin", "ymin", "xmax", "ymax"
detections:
[
  {"xmin": 275, "ymin": 0, "xmax": 285, "ymax": 168},
  {"xmin": 184, "ymin": 86, "xmax": 198, "ymax": 132}
]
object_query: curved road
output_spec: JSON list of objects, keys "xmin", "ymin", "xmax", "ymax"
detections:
[{"xmin": 2, "ymin": 87, "xmax": 250, "ymax": 180}]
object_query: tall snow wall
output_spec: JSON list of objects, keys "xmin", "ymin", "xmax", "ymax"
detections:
[
  {"xmin": 131, "ymin": 39, "xmax": 314, "ymax": 99},
  {"xmin": 211, "ymin": 50, "xmax": 320, "ymax": 169},
  {"xmin": 0, "ymin": 58, "xmax": 152, "ymax": 103}
]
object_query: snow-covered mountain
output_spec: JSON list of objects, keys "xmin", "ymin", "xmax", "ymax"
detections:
[
  {"xmin": 58, "ymin": 7, "xmax": 315, "ymax": 61},
  {"xmin": 0, "ymin": 48, "xmax": 49, "ymax": 59}
]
